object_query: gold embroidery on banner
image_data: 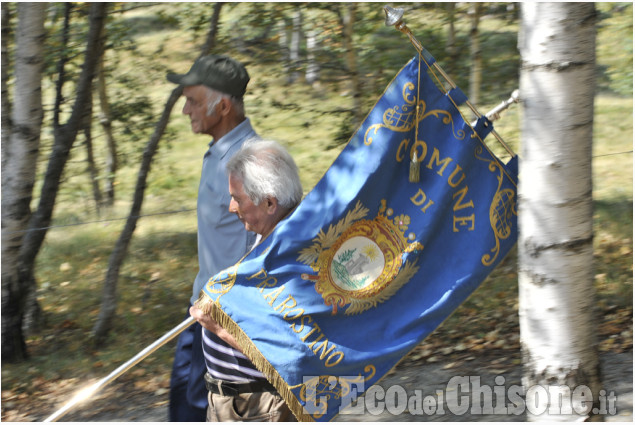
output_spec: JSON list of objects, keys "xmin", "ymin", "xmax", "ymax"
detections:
[
  {"xmin": 475, "ymin": 146, "xmax": 517, "ymax": 266},
  {"xmin": 202, "ymin": 264, "xmax": 239, "ymax": 300},
  {"xmin": 298, "ymin": 200, "xmax": 423, "ymax": 315},
  {"xmin": 363, "ymin": 81, "xmax": 465, "ymax": 147}
]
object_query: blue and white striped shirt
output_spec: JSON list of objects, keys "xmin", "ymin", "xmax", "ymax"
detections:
[{"xmin": 202, "ymin": 329, "xmax": 265, "ymax": 382}]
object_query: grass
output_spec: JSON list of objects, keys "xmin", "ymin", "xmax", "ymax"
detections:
[
  {"xmin": 2, "ymin": 3, "xmax": 632, "ymax": 421},
  {"xmin": 592, "ymin": 95, "xmax": 633, "ymax": 308}
]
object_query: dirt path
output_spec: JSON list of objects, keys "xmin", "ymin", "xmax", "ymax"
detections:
[
  {"xmin": 336, "ymin": 351, "xmax": 632, "ymax": 422},
  {"xmin": 35, "ymin": 350, "xmax": 631, "ymax": 422}
]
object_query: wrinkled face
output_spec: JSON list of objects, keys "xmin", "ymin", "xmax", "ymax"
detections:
[
  {"xmin": 182, "ymin": 85, "xmax": 220, "ymax": 135},
  {"xmin": 228, "ymin": 174, "xmax": 276, "ymax": 236}
]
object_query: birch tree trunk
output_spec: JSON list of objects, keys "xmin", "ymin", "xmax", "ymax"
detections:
[
  {"xmin": 306, "ymin": 28, "xmax": 320, "ymax": 88},
  {"xmin": 518, "ymin": 2, "xmax": 601, "ymax": 421},
  {"xmin": 288, "ymin": 7, "xmax": 302, "ymax": 84},
  {"xmin": 98, "ymin": 53, "xmax": 118, "ymax": 206},
  {"xmin": 444, "ymin": 2, "xmax": 458, "ymax": 77},
  {"xmin": 1, "ymin": 2, "xmax": 46, "ymax": 362},
  {"xmin": 1, "ymin": 3, "xmax": 12, "ymax": 165},
  {"xmin": 278, "ymin": 18, "xmax": 291, "ymax": 81},
  {"xmin": 0, "ymin": 3, "xmax": 108, "ymax": 361},
  {"xmin": 342, "ymin": 3, "xmax": 363, "ymax": 127},
  {"xmin": 469, "ymin": 3, "xmax": 483, "ymax": 106},
  {"xmin": 19, "ymin": 1, "xmax": 107, "ymax": 317},
  {"xmin": 83, "ymin": 89, "xmax": 104, "ymax": 213}
]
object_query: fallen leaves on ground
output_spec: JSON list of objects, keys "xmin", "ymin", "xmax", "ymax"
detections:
[{"xmin": 405, "ymin": 303, "xmax": 633, "ymax": 373}]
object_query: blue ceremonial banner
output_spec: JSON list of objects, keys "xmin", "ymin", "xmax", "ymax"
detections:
[{"xmin": 196, "ymin": 54, "xmax": 518, "ymax": 421}]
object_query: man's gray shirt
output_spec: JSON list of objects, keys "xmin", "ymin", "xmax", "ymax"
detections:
[{"xmin": 191, "ymin": 118, "xmax": 258, "ymax": 304}]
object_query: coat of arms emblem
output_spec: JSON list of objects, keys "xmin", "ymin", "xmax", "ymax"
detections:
[{"xmin": 298, "ymin": 199, "xmax": 423, "ymax": 315}]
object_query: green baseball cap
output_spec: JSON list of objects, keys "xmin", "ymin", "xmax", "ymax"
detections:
[{"xmin": 167, "ymin": 54, "xmax": 250, "ymax": 97}]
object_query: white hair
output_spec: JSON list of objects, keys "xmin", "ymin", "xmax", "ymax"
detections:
[
  {"xmin": 204, "ymin": 87, "xmax": 245, "ymax": 117},
  {"xmin": 226, "ymin": 139, "xmax": 303, "ymax": 209}
]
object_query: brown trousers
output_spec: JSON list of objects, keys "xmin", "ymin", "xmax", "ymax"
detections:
[{"xmin": 206, "ymin": 391, "xmax": 296, "ymax": 422}]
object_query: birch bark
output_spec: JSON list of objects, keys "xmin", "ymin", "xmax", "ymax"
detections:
[
  {"xmin": 518, "ymin": 2, "xmax": 602, "ymax": 421},
  {"xmin": 1, "ymin": 2, "xmax": 46, "ymax": 361}
]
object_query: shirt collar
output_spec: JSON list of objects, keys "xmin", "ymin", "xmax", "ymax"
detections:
[{"xmin": 208, "ymin": 118, "xmax": 254, "ymax": 159}]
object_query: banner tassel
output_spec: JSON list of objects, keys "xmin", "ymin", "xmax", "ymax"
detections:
[{"xmin": 409, "ymin": 150, "xmax": 420, "ymax": 183}]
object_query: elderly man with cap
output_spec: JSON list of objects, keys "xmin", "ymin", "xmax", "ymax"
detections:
[{"xmin": 166, "ymin": 54, "xmax": 258, "ymax": 421}]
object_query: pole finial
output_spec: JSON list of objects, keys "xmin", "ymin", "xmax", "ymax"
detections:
[{"xmin": 384, "ymin": 6, "xmax": 404, "ymax": 27}]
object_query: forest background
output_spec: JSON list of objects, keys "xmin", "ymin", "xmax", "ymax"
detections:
[{"xmin": 1, "ymin": 2, "xmax": 632, "ymax": 421}]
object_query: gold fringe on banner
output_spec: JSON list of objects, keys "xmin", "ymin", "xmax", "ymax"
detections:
[{"xmin": 194, "ymin": 294, "xmax": 316, "ymax": 422}]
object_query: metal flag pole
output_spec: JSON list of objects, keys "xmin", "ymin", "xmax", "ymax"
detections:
[
  {"xmin": 384, "ymin": 5, "xmax": 517, "ymax": 157},
  {"xmin": 471, "ymin": 88, "xmax": 520, "ymax": 129},
  {"xmin": 43, "ymin": 316, "xmax": 195, "ymax": 422},
  {"xmin": 483, "ymin": 89, "xmax": 520, "ymax": 122}
]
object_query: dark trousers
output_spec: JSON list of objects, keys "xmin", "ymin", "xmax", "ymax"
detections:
[{"xmin": 169, "ymin": 306, "xmax": 208, "ymax": 421}]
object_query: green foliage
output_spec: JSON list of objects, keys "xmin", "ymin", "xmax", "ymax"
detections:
[
  {"xmin": 116, "ymin": 7, "xmax": 179, "ymax": 37},
  {"xmin": 37, "ymin": 4, "xmax": 91, "ymax": 118},
  {"xmin": 592, "ymin": 95, "xmax": 633, "ymax": 307},
  {"xmin": 597, "ymin": 3, "xmax": 633, "ymax": 95},
  {"xmin": 109, "ymin": 95, "xmax": 155, "ymax": 148},
  {"xmin": 154, "ymin": 3, "xmax": 220, "ymax": 38}
]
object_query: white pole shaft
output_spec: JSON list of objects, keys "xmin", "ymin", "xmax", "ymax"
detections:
[{"xmin": 43, "ymin": 316, "xmax": 196, "ymax": 422}]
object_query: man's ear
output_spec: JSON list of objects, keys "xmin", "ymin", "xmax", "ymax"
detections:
[
  {"xmin": 265, "ymin": 196, "xmax": 278, "ymax": 215},
  {"xmin": 218, "ymin": 97, "xmax": 232, "ymax": 116}
]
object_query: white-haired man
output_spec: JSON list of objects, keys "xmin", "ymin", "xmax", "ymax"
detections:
[{"xmin": 190, "ymin": 139, "xmax": 302, "ymax": 421}]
